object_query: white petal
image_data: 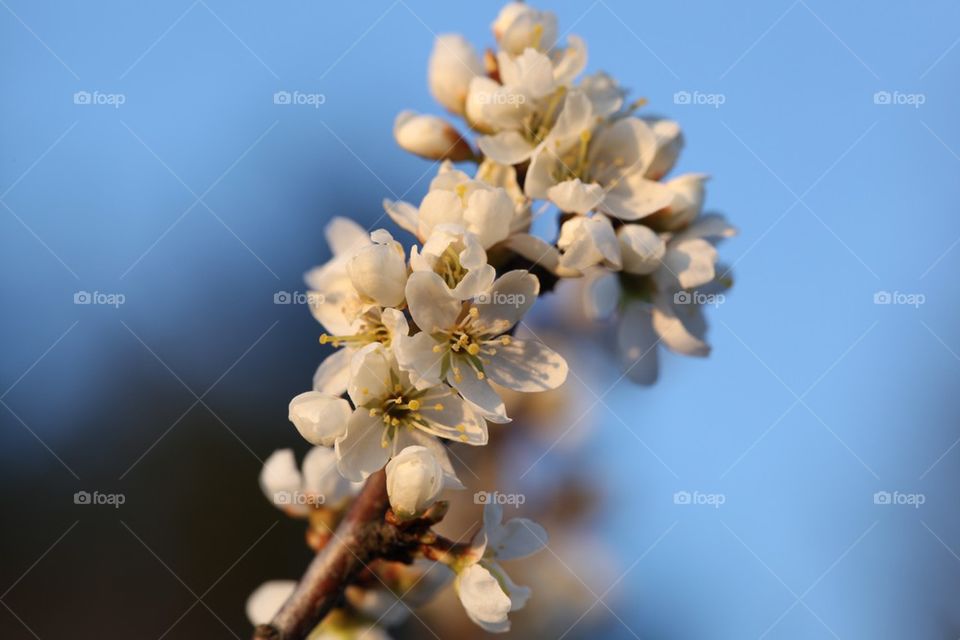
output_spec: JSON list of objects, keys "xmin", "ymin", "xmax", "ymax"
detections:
[
  {"xmin": 552, "ymin": 35, "xmax": 588, "ymax": 85},
  {"xmin": 302, "ymin": 446, "xmax": 352, "ymax": 505},
  {"xmin": 405, "ymin": 271, "xmax": 463, "ymax": 333},
  {"xmin": 657, "ymin": 174, "xmax": 708, "ymax": 231},
  {"xmin": 347, "ymin": 343, "xmax": 394, "ymax": 407},
  {"xmin": 618, "ymin": 224, "xmax": 666, "ymax": 275},
  {"xmin": 675, "ymin": 213, "xmax": 737, "ymax": 244},
  {"xmin": 486, "ymin": 338, "xmax": 568, "ymax": 392},
  {"xmin": 312, "ymin": 347, "xmax": 353, "ymax": 396},
  {"xmin": 582, "ymin": 268, "xmax": 620, "ymax": 320},
  {"xmin": 418, "ymin": 386, "xmax": 490, "ymax": 444},
  {"xmin": 496, "ymin": 48, "xmax": 555, "ymax": 99},
  {"xmin": 557, "ymin": 214, "xmax": 621, "ymax": 271},
  {"xmin": 645, "ymin": 118, "xmax": 684, "ymax": 180},
  {"xmin": 448, "ymin": 366, "xmax": 509, "ymax": 425},
  {"xmin": 288, "ymin": 392, "xmax": 351, "ymax": 446},
  {"xmin": 463, "ymin": 188, "xmax": 514, "ymax": 248},
  {"xmin": 617, "ymin": 301, "xmax": 660, "ymax": 385},
  {"xmin": 523, "ymin": 145, "xmax": 559, "ymax": 200},
  {"xmin": 599, "ymin": 174, "xmax": 675, "ymax": 221},
  {"xmin": 383, "ymin": 199, "xmax": 420, "ymax": 238},
  {"xmin": 403, "ymin": 430, "xmax": 465, "ymax": 490},
  {"xmin": 259, "ymin": 449, "xmax": 302, "ymax": 508},
  {"xmin": 543, "ymin": 90, "xmax": 593, "ymax": 148},
  {"xmin": 465, "ymin": 76, "xmax": 502, "ymax": 132},
  {"xmin": 456, "ymin": 564, "xmax": 512, "ymax": 633},
  {"xmin": 547, "ymin": 179, "xmax": 605, "ymax": 214},
  {"xmin": 246, "ymin": 580, "xmax": 296, "ymax": 626},
  {"xmin": 325, "ymin": 217, "xmax": 371, "ymax": 257},
  {"xmin": 428, "ymin": 34, "xmax": 483, "ymax": 115},
  {"xmin": 652, "ymin": 296, "xmax": 711, "ymax": 357},
  {"xmin": 417, "ymin": 189, "xmax": 464, "ymax": 240},
  {"xmin": 485, "ymin": 512, "xmax": 548, "ymax": 560},
  {"xmin": 477, "ymin": 131, "xmax": 536, "ymax": 165},
  {"xmin": 335, "ymin": 410, "xmax": 391, "ymax": 482},
  {"xmin": 589, "ymin": 118, "xmax": 658, "ymax": 182},
  {"xmin": 394, "ymin": 332, "xmax": 445, "ymax": 389},
  {"xmin": 346, "ymin": 234, "xmax": 408, "ymax": 308},
  {"xmin": 500, "ymin": 564, "xmax": 532, "ymax": 611},
  {"xmin": 579, "ymin": 71, "xmax": 625, "ymax": 118},
  {"xmin": 501, "ymin": 233, "xmax": 564, "ymax": 275},
  {"xmin": 661, "ymin": 238, "xmax": 717, "ymax": 290},
  {"xmin": 474, "ymin": 270, "xmax": 539, "ymax": 334}
]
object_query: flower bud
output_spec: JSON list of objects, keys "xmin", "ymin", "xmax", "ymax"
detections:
[
  {"xmin": 385, "ymin": 445, "xmax": 444, "ymax": 519},
  {"xmin": 346, "ymin": 230, "xmax": 408, "ymax": 307},
  {"xmin": 288, "ymin": 392, "xmax": 351, "ymax": 446},
  {"xmin": 394, "ymin": 111, "xmax": 474, "ymax": 162},
  {"xmin": 429, "ymin": 35, "xmax": 483, "ymax": 115}
]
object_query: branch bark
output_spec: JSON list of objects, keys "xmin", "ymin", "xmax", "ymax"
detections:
[{"xmin": 253, "ymin": 469, "xmax": 390, "ymax": 640}]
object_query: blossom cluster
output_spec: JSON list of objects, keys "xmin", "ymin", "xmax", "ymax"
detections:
[{"xmin": 251, "ymin": 2, "xmax": 735, "ymax": 637}]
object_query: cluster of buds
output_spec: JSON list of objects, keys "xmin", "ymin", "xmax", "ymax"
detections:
[{"xmin": 251, "ymin": 2, "xmax": 736, "ymax": 637}]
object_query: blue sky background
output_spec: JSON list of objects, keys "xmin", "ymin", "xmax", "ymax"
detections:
[{"xmin": 2, "ymin": 1, "xmax": 959, "ymax": 638}]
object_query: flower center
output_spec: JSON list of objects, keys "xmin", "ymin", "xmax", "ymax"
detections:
[
  {"xmin": 319, "ymin": 312, "xmax": 391, "ymax": 348},
  {"xmin": 435, "ymin": 244, "xmax": 468, "ymax": 289},
  {"xmin": 364, "ymin": 383, "xmax": 449, "ymax": 446},
  {"xmin": 433, "ymin": 307, "xmax": 512, "ymax": 383}
]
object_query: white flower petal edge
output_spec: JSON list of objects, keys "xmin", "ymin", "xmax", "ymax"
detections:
[
  {"xmin": 246, "ymin": 580, "xmax": 296, "ymax": 626},
  {"xmin": 456, "ymin": 564, "xmax": 512, "ymax": 633}
]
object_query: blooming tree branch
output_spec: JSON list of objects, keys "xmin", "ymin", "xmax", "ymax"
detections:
[{"xmin": 249, "ymin": 3, "xmax": 737, "ymax": 638}]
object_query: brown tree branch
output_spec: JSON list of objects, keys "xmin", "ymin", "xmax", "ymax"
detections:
[{"xmin": 253, "ymin": 469, "xmax": 391, "ymax": 640}]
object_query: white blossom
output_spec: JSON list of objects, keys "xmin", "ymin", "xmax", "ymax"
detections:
[
  {"xmin": 525, "ymin": 114, "xmax": 676, "ymax": 221},
  {"xmin": 259, "ymin": 447, "xmax": 353, "ymax": 515},
  {"xmin": 384, "ymin": 163, "xmax": 518, "ymax": 249},
  {"xmin": 398, "ymin": 270, "xmax": 568, "ymax": 422},
  {"xmin": 584, "ymin": 215, "xmax": 736, "ymax": 384},
  {"xmin": 409, "ymin": 225, "xmax": 495, "ymax": 300},
  {"xmin": 454, "ymin": 502, "xmax": 547, "ymax": 633}
]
